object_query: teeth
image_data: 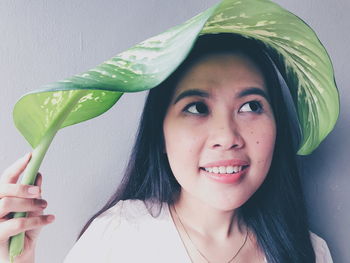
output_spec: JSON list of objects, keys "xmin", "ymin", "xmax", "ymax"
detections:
[
  {"xmin": 219, "ymin": 166, "xmax": 226, "ymax": 173},
  {"xmin": 226, "ymin": 166, "xmax": 234, "ymax": 173},
  {"xmin": 204, "ymin": 166, "xmax": 244, "ymax": 174}
]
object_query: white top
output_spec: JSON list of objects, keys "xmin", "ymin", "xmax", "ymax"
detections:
[{"xmin": 64, "ymin": 199, "xmax": 333, "ymax": 263}]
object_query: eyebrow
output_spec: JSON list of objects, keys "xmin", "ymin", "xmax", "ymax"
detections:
[
  {"xmin": 173, "ymin": 89, "xmax": 210, "ymax": 104},
  {"xmin": 237, "ymin": 87, "xmax": 270, "ymax": 102},
  {"xmin": 173, "ymin": 87, "xmax": 270, "ymax": 104}
]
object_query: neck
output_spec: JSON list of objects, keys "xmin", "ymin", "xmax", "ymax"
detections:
[{"xmin": 172, "ymin": 190, "xmax": 245, "ymax": 242}]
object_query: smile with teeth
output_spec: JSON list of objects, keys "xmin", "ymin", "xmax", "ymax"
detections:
[{"xmin": 201, "ymin": 165, "xmax": 248, "ymax": 174}]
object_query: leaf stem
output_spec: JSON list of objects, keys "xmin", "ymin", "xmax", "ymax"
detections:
[{"xmin": 9, "ymin": 89, "xmax": 88, "ymax": 262}]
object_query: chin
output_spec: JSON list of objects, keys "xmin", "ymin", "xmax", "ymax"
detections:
[{"xmin": 205, "ymin": 197, "xmax": 249, "ymax": 212}]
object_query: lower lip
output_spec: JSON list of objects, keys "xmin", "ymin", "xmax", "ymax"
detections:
[{"xmin": 200, "ymin": 166, "xmax": 249, "ymax": 184}]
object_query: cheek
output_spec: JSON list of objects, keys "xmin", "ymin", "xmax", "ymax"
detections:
[
  {"xmin": 164, "ymin": 123, "xmax": 199, "ymax": 152},
  {"xmin": 246, "ymin": 121, "xmax": 276, "ymax": 171},
  {"xmin": 163, "ymin": 119, "xmax": 204, "ymax": 173},
  {"xmin": 241, "ymin": 122, "xmax": 276, "ymax": 199}
]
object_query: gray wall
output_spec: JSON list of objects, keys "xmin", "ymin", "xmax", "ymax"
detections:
[{"xmin": 0, "ymin": 1, "xmax": 348, "ymax": 262}]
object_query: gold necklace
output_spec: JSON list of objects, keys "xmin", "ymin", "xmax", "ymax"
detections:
[{"xmin": 172, "ymin": 204, "xmax": 248, "ymax": 263}]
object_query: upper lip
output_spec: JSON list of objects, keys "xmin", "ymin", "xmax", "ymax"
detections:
[{"xmin": 201, "ymin": 159, "xmax": 249, "ymax": 168}]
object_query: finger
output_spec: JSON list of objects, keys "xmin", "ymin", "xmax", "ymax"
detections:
[
  {"xmin": 0, "ymin": 202, "xmax": 45, "ymax": 223},
  {"xmin": 27, "ymin": 205, "xmax": 44, "ymax": 218},
  {"xmin": 0, "ymin": 183, "xmax": 41, "ymax": 199},
  {"xmin": 0, "ymin": 197, "xmax": 47, "ymax": 218},
  {"xmin": 0, "ymin": 215, "xmax": 54, "ymax": 243},
  {"xmin": 0, "ymin": 153, "xmax": 32, "ymax": 184}
]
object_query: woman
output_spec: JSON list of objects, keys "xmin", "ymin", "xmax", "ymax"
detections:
[{"xmin": 0, "ymin": 34, "xmax": 333, "ymax": 262}]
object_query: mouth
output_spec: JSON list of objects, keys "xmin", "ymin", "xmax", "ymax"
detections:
[
  {"xmin": 199, "ymin": 165, "xmax": 249, "ymax": 184},
  {"xmin": 199, "ymin": 165, "xmax": 249, "ymax": 174}
]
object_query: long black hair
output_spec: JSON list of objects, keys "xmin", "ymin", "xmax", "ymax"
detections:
[{"xmin": 78, "ymin": 33, "xmax": 315, "ymax": 263}]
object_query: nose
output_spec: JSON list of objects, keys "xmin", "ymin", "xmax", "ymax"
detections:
[{"xmin": 208, "ymin": 115, "xmax": 245, "ymax": 151}]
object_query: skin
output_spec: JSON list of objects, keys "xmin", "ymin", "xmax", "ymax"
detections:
[{"xmin": 163, "ymin": 52, "xmax": 276, "ymax": 262}]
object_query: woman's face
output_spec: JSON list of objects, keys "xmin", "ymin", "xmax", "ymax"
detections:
[{"xmin": 163, "ymin": 52, "xmax": 276, "ymax": 211}]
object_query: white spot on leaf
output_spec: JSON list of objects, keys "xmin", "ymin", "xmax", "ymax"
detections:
[
  {"xmin": 78, "ymin": 93, "xmax": 94, "ymax": 103},
  {"xmin": 255, "ymin": 20, "xmax": 270, "ymax": 26},
  {"xmin": 250, "ymin": 30, "xmax": 277, "ymax": 37}
]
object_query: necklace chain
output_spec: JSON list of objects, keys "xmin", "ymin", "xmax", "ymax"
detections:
[{"xmin": 172, "ymin": 204, "xmax": 248, "ymax": 263}]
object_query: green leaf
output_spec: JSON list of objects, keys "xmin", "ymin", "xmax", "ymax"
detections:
[
  {"xmin": 13, "ymin": 89, "xmax": 122, "ymax": 148},
  {"xmin": 13, "ymin": 0, "xmax": 338, "ymax": 155}
]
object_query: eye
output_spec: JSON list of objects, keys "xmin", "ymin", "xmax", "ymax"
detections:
[
  {"xmin": 239, "ymin": 100, "xmax": 263, "ymax": 113},
  {"xmin": 183, "ymin": 102, "xmax": 209, "ymax": 115}
]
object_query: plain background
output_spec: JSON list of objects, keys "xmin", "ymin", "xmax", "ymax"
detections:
[{"xmin": 0, "ymin": 0, "xmax": 349, "ymax": 262}]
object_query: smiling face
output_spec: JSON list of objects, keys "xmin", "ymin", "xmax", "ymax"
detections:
[{"xmin": 163, "ymin": 52, "xmax": 277, "ymax": 211}]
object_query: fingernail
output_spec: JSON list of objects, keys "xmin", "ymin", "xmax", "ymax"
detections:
[
  {"xmin": 40, "ymin": 200, "xmax": 48, "ymax": 208},
  {"xmin": 28, "ymin": 186, "xmax": 39, "ymax": 194}
]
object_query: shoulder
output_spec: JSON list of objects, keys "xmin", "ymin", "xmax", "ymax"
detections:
[
  {"xmin": 97, "ymin": 199, "xmax": 149, "ymax": 221},
  {"xmin": 97, "ymin": 199, "xmax": 167, "ymax": 224},
  {"xmin": 86, "ymin": 199, "xmax": 163, "ymax": 234},
  {"xmin": 309, "ymin": 231, "xmax": 333, "ymax": 263},
  {"xmin": 64, "ymin": 199, "xmax": 170, "ymax": 262}
]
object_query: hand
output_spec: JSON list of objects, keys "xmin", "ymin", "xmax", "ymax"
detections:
[{"xmin": 0, "ymin": 153, "xmax": 55, "ymax": 263}]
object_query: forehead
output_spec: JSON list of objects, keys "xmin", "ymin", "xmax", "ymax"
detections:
[{"xmin": 173, "ymin": 52, "xmax": 267, "ymax": 96}]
